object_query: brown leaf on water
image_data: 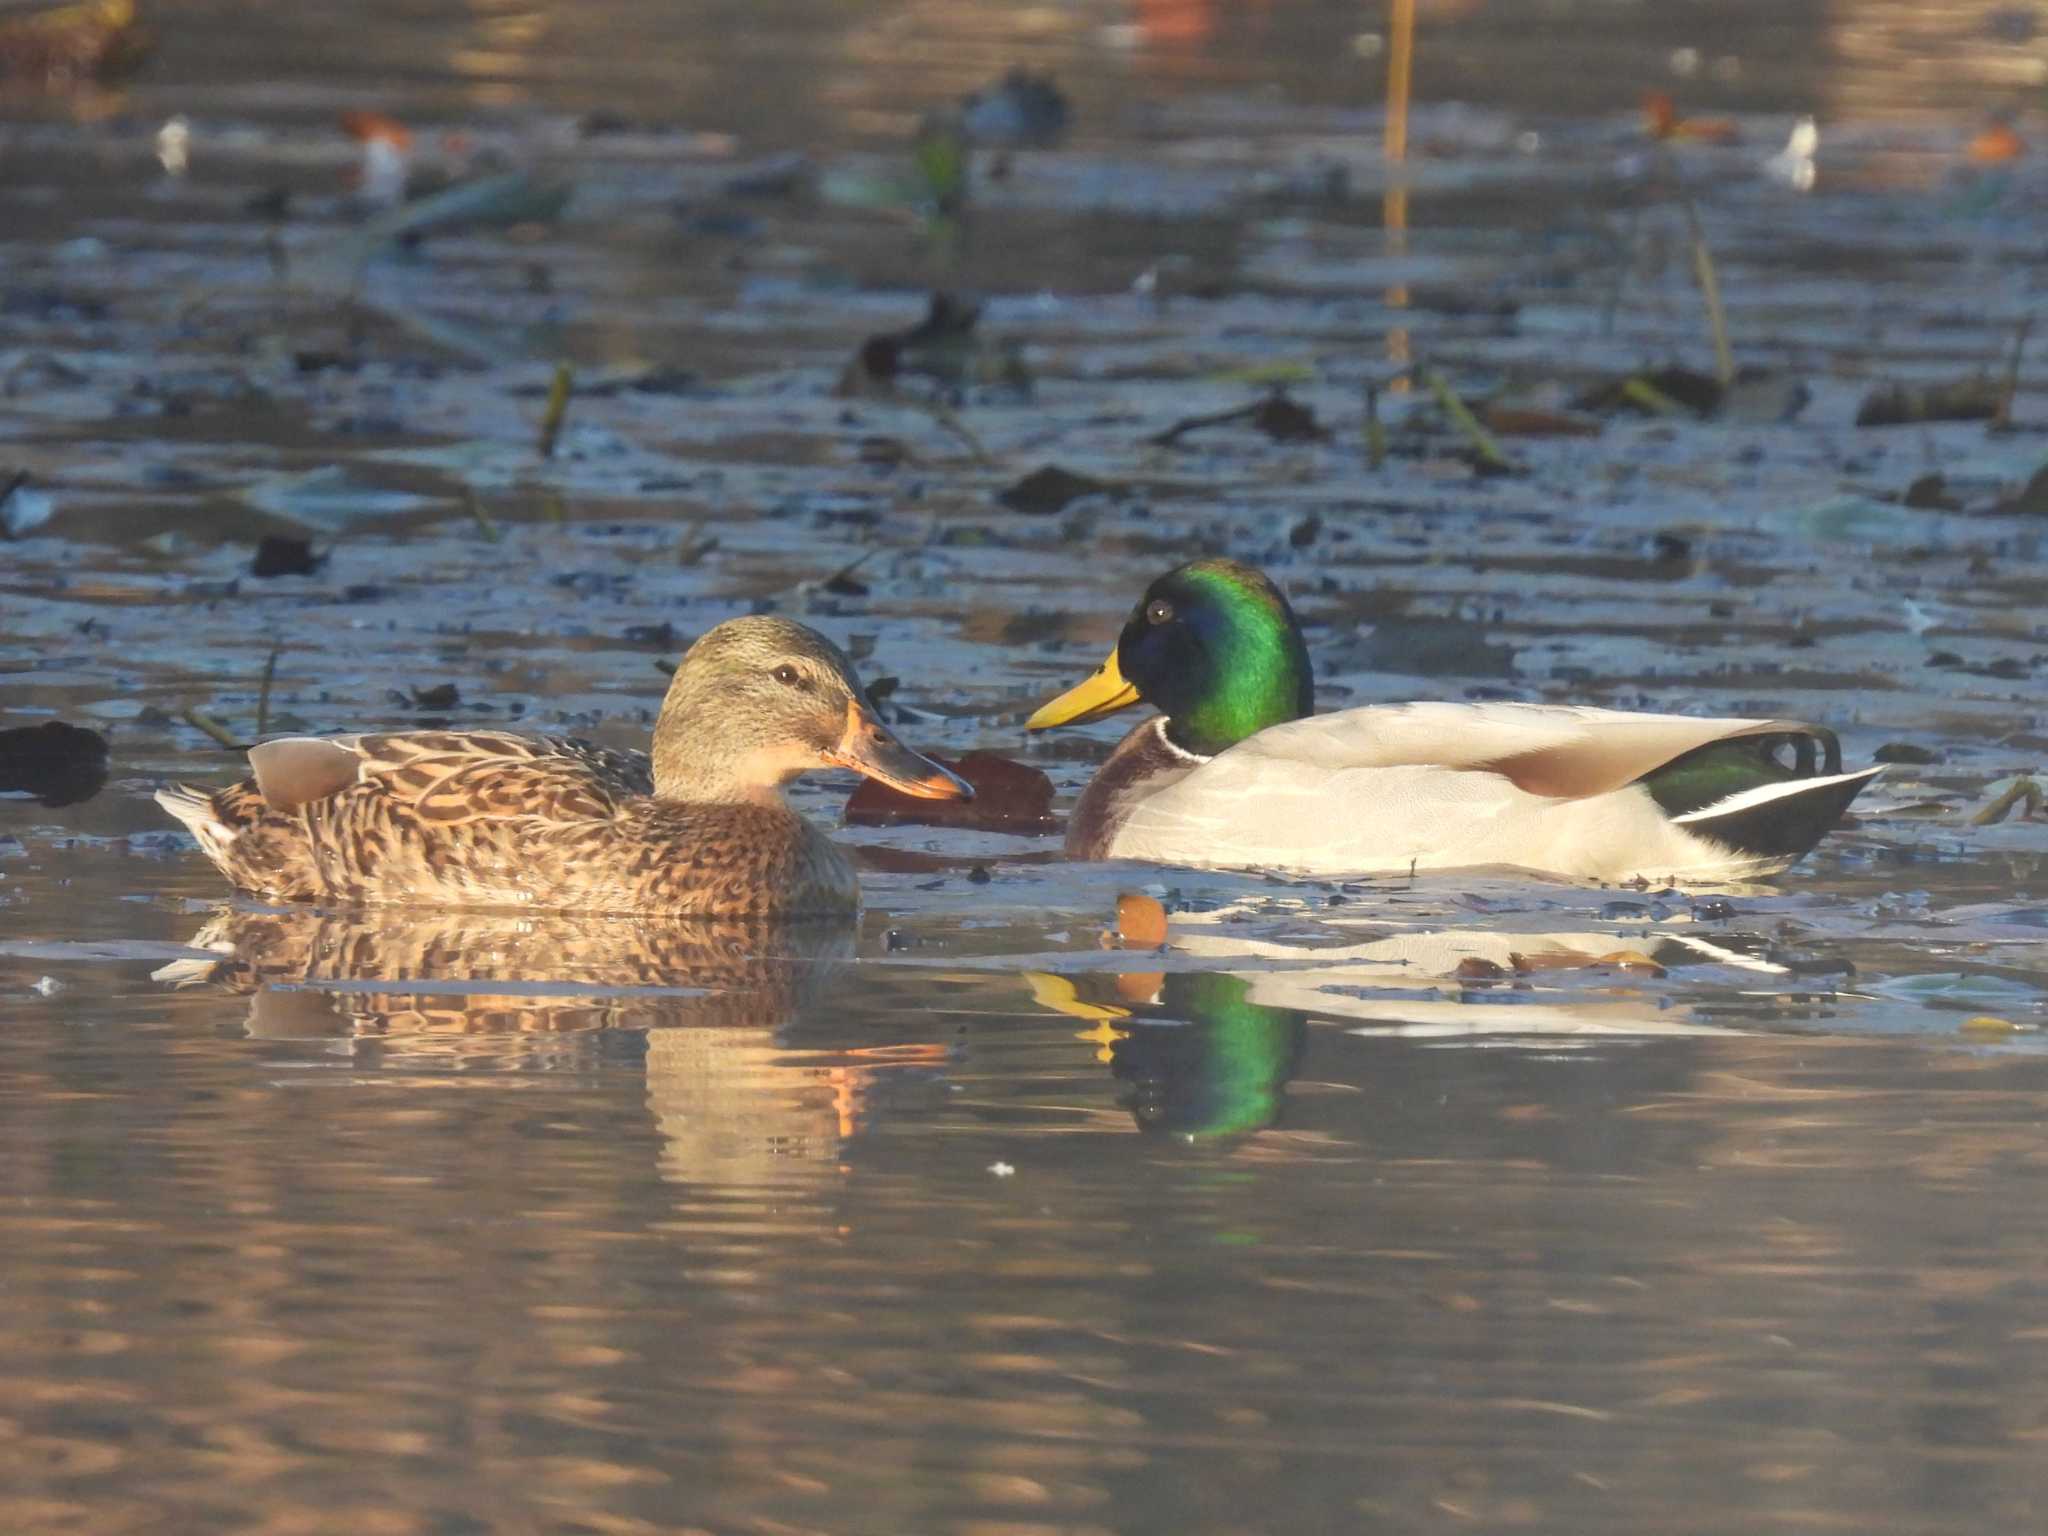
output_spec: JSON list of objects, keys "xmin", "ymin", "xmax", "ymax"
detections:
[
  {"xmin": 1250, "ymin": 392, "xmax": 1328, "ymax": 442},
  {"xmin": 1479, "ymin": 404, "xmax": 1603, "ymax": 438},
  {"xmin": 250, "ymin": 536, "xmax": 322, "ymax": 578},
  {"xmin": 843, "ymin": 749, "xmax": 1057, "ymax": 833},
  {"xmin": 0, "ymin": 720, "xmax": 109, "ymax": 807},
  {"xmin": 1574, "ymin": 367, "xmax": 1724, "ymax": 418},
  {"xmin": 1998, "ymin": 462, "xmax": 2048, "ymax": 516},
  {"xmin": 1901, "ymin": 473, "xmax": 1962, "ymax": 511},
  {"xmin": 996, "ymin": 464, "xmax": 1123, "ymax": 515},
  {"xmin": 1856, "ymin": 376, "xmax": 2002, "ymax": 428}
]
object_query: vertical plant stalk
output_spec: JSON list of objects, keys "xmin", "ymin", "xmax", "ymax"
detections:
[
  {"xmin": 1660, "ymin": 148, "xmax": 1734, "ymax": 385},
  {"xmin": 538, "ymin": 363, "xmax": 574, "ymax": 458},
  {"xmin": 1381, "ymin": 0, "xmax": 1415, "ymax": 376},
  {"xmin": 255, "ymin": 648, "xmax": 281, "ymax": 740},
  {"xmin": 1996, "ymin": 316, "xmax": 2033, "ymax": 430}
]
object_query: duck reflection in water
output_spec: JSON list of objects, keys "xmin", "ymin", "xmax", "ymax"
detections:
[
  {"xmin": 1036, "ymin": 969, "xmax": 1309, "ymax": 1143},
  {"xmin": 1028, "ymin": 897, "xmax": 1791, "ymax": 1142},
  {"xmin": 157, "ymin": 906, "xmax": 947, "ymax": 1186}
]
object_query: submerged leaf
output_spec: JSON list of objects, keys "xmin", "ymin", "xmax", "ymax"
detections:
[{"xmin": 844, "ymin": 750, "xmax": 1057, "ymax": 833}]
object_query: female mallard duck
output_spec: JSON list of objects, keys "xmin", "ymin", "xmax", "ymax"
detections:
[
  {"xmin": 1026, "ymin": 560, "xmax": 1882, "ymax": 883},
  {"xmin": 158, "ymin": 616, "xmax": 969, "ymax": 916}
]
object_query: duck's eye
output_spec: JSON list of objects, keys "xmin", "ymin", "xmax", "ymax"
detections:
[
  {"xmin": 771, "ymin": 664, "xmax": 803, "ymax": 687},
  {"xmin": 1145, "ymin": 598, "xmax": 1175, "ymax": 626}
]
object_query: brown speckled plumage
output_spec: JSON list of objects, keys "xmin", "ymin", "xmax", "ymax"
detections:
[{"xmin": 157, "ymin": 618, "xmax": 967, "ymax": 917}]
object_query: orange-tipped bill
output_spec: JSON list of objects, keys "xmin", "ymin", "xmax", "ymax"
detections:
[
  {"xmin": 826, "ymin": 702, "xmax": 971, "ymax": 800},
  {"xmin": 1026, "ymin": 649, "xmax": 1141, "ymax": 730}
]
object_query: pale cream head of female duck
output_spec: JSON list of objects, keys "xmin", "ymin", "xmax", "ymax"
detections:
[{"xmin": 652, "ymin": 616, "xmax": 971, "ymax": 805}]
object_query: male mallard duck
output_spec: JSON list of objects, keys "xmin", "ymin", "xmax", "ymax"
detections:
[
  {"xmin": 1026, "ymin": 560, "xmax": 1882, "ymax": 883},
  {"xmin": 158, "ymin": 616, "xmax": 968, "ymax": 916}
]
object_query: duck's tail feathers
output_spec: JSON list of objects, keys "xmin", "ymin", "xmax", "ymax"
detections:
[
  {"xmin": 1672, "ymin": 765, "xmax": 1884, "ymax": 862},
  {"xmin": 155, "ymin": 783, "xmax": 238, "ymax": 869}
]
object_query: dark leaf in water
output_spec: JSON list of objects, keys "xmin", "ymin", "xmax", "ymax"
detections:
[
  {"xmin": 857, "ymin": 435, "xmax": 912, "ymax": 468},
  {"xmin": 1856, "ymin": 376, "xmax": 2001, "ymax": 428},
  {"xmin": 245, "ymin": 186, "xmax": 293, "ymax": 221},
  {"xmin": 835, "ymin": 337, "xmax": 900, "ymax": 398},
  {"xmin": 865, "ymin": 675, "xmax": 900, "ymax": 704},
  {"xmin": 0, "ymin": 720, "xmax": 109, "ymax": 808},
  {"xmin": 959, "ymin": 69, "xmax": 1070, "ymax": 150},
  {"xmin": 1289, "ymin": 513, "xmax": 1322, "ymax": 548},
  {"xmin": 844, "ymin": 750, "xmax": 1057, "ymax": 833},
  {"xmin": 1251, "ymin": 392, "xmax": 1328, "ymax": 442},
  {"xmin": 721, "ymin": 153, "xmax": 814, "ymax": 198},
  {"xmin": 1902, "ymin": 473, "xmax": 1962, "ymax": 511},
  {"xmin": 1573, "ymin": 367, "xmax": 1724, "ymax": 418},
  {"xmin": 622, "ymin": 622, "xmax": 675, "ymax": 647},
  {"xmin": 1999, "ymin": 462, "xmax": 2048, "ymax": 515},
  {"xmin": 250, "ymin": 536, "xmax": 323, "ymax": 578},
  {"xmin": 1480, "ymin": 404, "xmax": 1603, "ymax": 438},
  {"xmin": 824, "ymin": 568, "xmax": 870, "ymax": 597},
  {"xmin": 407, "ymin": 683, "xmax": 460, "ymax": 711},
  {"xmin": 1875, "ymin": 741, "xmax": 1940, "ymax": 765},
  {"xmin": 997, "ymin": 464, "xmax": 1122, "ymax": 515}
]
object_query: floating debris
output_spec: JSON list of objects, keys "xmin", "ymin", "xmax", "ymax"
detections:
[
  {"xmin": 0, "ymin": 720, "xmax": 109, "ymax": 807},
  {"xmin": 1762, "ymin": 116, "xmax": 1818, "ymax": 191},
  {"xmin": 250, "ymin": 535, "xmax": 322, "ymax": 578},
  {"xmin": 0, "ymin": 470, "xmax": 54, "ymax": 538},
  {"xmin": 1856, "ymin": 375, "xmax": 2002, "ymax": 428},
  {"xmin": 844, "ymin": 750, "xmax": 1056, "ymax": 834},
  {"xmin": 996, "ymin": 465, "xmax": 1124, "ymax": 515},
  {"xmin": 960, "ymin": 70, "xmax": 1069, "ymax": 150}
]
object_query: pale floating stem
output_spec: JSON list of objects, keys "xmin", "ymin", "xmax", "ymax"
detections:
[
  {"xmin": 914, "ymin": 398, "xmax": 995, "ymax": 467},
  {"xmin": 538, "ymin": 363, "xmax": 574, "ymax": 458},
  {"xmin": 1364, "ymin": 385, "xmax": 1386, "ymax": 470},
  {"xmin": 182, "ymin": 707, "xmax": 244, "ymax": 750},
  {"xmin": 1619, "ymin": 376, "xmax": 1687, "ymax": 416},
  {"xmin": 1422, "ymin": 368, "xmax": 1513, "ymax": 473},
  {"xmin": 1970, "ymin": 776, "xmax": 2043, "ymax": 827},
  {"xmin": 1996, "ymin": 315, "xmax": 2033, "ymax": 430},
  {"xmin": 1660, "ymin": 147, "xmax": 1734, "ymax": 386},
  {"xmin": 255, "ymin": 648, "xmax": 281, "ymax": 739}
]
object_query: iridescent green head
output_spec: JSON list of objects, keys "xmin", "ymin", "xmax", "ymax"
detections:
[{"xmin": 1027, "ymin": 560, "xmax": 1314, "ymax": 756}]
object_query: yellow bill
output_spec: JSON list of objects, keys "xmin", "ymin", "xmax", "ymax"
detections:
[{"xmin": 1026, "ymin": 649, "xmax": 1141, "ymax": 730}]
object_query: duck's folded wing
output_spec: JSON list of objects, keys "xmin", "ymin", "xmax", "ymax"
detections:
[
  {"xmin": 1232, "ymin": 702, "xmax": 1829, "ymax": 798},
  {"xmin": 250, "ymin": 731, "xmax": 650, "ymax": 824}
]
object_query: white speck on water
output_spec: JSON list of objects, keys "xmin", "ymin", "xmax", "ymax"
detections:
[
  {"xmin": 31, "ymin": 976, "xmax": 62, "ymax": 997},
  {"xmin": 988, "ymin": 1162, "xmax": 1016, "ymax": 1178}
]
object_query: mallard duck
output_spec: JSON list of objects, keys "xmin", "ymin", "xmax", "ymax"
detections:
[
  {"xmin": 1026, "ymin": 559, "xmax": 1882, "ymax": 883},
  {"xmin": 157, "ymin": 616, "xmax": 969, "ymax": 916}
]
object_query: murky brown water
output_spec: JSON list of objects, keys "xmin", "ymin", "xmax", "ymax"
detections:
[{"xmin": 8, "ymin": 0, "xmax": 2048, "ymax": 1530}]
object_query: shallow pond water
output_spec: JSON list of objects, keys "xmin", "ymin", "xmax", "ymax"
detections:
[{"xmin": 8, "ymin": 0, "xmax": 2048, "ymax": 1531}]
